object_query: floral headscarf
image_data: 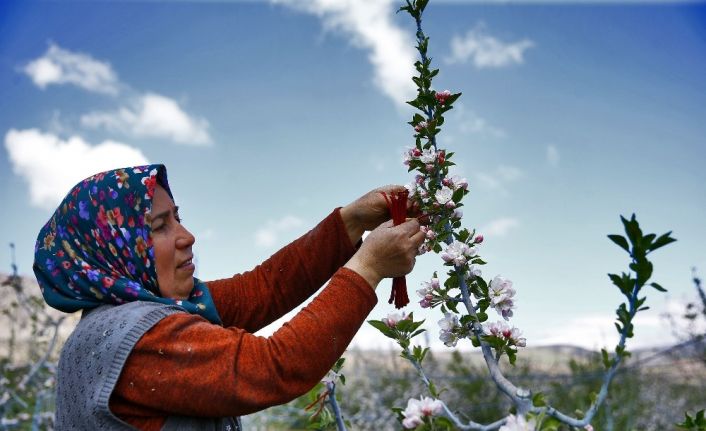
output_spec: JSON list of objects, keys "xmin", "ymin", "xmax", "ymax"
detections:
[{"xmin": 33, "ymin": 164, "xmax": 222, "ymax": 324}]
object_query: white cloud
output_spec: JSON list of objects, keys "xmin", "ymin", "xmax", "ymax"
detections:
[
  {"xmin": 534, "ymin": 311, "xmax": 679, "ymax": 350},
  {"xmin": 474, "ymin": 165, "xmax": 523, "ymax": 192},
  {"xmin": 480, "ymin": 217, "xmax": 520, "ymax": 238},
  {"xmin": 254, "ymin": 215, "xmax": 306, "ymax": 248},
  {"xmin": 4, "ymin": 128, "xmax": 149, "ymax": 210},
  {"xmin": 497, "ymin": 165, "xmax": 523, "ymax": 182},
  {"xmin": 271, "ymin": 0, "xmax": 416, "ymax": 108},
  {"xmin": 451, "ymin": 103, "xmax": 506, "ymax": 139},
  {"xmin": 22, "ymin": 42, "xmax": 120, "ymax": 95},
  {"xmin": 547, "ymin": 145, "xmax": 560, "ymax": 167},
  {"xmin": 446, "ymin": 24, "xmax": 534, "ymax": 68},
  {"xmin": 81, "ymin": 93, "xmax": 212, "ymax": 146}
]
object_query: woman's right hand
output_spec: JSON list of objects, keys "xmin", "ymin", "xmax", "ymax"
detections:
[{"xmin": 344, "ymin": 218, "xmax": 426, "ymax": 290}]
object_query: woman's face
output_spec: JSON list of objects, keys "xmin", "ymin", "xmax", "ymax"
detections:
[{"xmin": 151, "ymin": 184, "xmax": 196, "ymax": 299}]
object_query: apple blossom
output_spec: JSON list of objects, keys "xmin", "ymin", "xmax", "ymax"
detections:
[
  {"xmin": 468, "ymin": 264, "xmax": 482, "ymax": 278},
  {"xmin": 452, "ymin": 208, "xmax": 463, "ymax": 219},
  {"xmin": 441, "ymin": 241, "xmax": 469, "ymax": 265},
  {"xmin": 419, "ymin": 148, "xmax": 437, "ymax": 164},
  {"xmin": 414, "ymin": 121, "xmax": 428, "ymax": 132},
  {"xmin": 382, "ymin": 311, "xmax": 409, "ymax": 328},
  {"xmin": 401, "ymin": 396, "xmax": 443, "ymax": 429},
  {"xmin": 509, "ymin": 327, "xmax": 526, "ymax": 347},
  {"xmin": 434, "ymin": 187, "xmax": 454, "ymax": 205},
  {"xmin": 438, "ymin": 312, "xmax": 459, "ymax": 332},
  {"xmin": 450, "ymin": 175, "xmax": 468, "ymax": 190},
  {"xmin": 439, "ymin": 329, "xmax": 458, "ymax": 347},
  {"xmin": 489, "ymin": 276, "xmax": 516, "ymax": 320},
  {"xmin": 499, "ymin": 414, "xmax": 536, "ymax": 431},
  {"xmin": 435, "ymin": 89, "xmax": 452, "ymax": 105},
  {"xmin": 483, "ymin": 320, "xmax": 509, "ymax": 337},
  {"xmin": 321, "ymin": 369, "xmax": 340, "ymax": 385},
  {"xmin": 474, "ymin": 234, "xmax": 484, "ymax": 244}
]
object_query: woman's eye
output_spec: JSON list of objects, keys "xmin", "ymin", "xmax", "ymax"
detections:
[{"xmin": 152, "ymin": 224, "xmax": 165, "ymax": 232}]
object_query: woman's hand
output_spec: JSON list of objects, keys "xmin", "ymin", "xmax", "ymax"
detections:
[
  {"xmin": 340, "ymin": 185, "xmax": 418, "ymax": 244},
  {"xmin": 344, "ymin": 218, "xmax": 425, "ymax": 290}
]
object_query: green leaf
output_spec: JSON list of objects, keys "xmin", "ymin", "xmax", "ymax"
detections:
[
  {"xmin": 608, "ymin": 234, "xmax": 631, "ymax": 253},
  {"xmin": 650, "ymin": 282, "xmax": 667, "ymax": 292},
  {"xmin": 507, "ymin": 349, "xmax": 517, "ymax": 365},
  {"xmin": 601, "ymin": 348, "xmax": 613, "ymax": 369},
  {"xmin": 532, "ymin": 392, "xmax": 547, "ymax": 407},
  {"xmin": 368, "ymin": 320, "xmax": 397, "ymax": 339},
  {"xmin": 649, "ymin": 231, "xmax": 677, "ymax": 252},
  {"xmin": 477, "ymin": 312, "xmax": 488, "ymax": 322}
]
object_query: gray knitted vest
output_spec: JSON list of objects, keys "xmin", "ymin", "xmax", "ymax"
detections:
[{"xmin": 55, "ymin": 301, "xmax": 242, "ymax": 430}]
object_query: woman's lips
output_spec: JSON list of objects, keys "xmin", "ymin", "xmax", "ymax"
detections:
[{"xmin": 177, "ymin": 258, "xmax": 195, "ymax": 271}]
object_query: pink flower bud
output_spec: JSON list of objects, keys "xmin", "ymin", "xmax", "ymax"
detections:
[
  {"xmin": 412, "ymin": 148, "xmax": 422, "ymax": 157},
  {"xmin": 437, "ymin": 151, "xmax": 445, "ymax": 165},
  {"xmin": 414, "ymin": 121, "xmax": 428, "ymax": 132},
  {"xmin": 442, "ymin": 178, "xmax": 451, "ymax": 187},
  {"xmin": 502, "ymin": 329, "xmax": 512, "ymax": 339},
  {"xmin": 435, "ymin": 90, "xmax": 452, "ymax": 105},
  {"xmin": 445, "ymin": 201, "xmax": 455, "ymax": 209},
  {"xmin": 415, "ymin": 175, "xmax": 424, "ymax": 184},
  {"xmin": 474, "ymin": 234, "xmax": 484, "ymax": 244},
  {"xmin": 426, "ymin": 164, "xmax": 435, "ymax": 173}
]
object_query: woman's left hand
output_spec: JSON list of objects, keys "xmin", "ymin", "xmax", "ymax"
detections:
[{"xmin": 340, "ymin": 185, "xmax": 418, "ymax": 244}]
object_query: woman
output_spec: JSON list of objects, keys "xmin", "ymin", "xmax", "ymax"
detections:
[{"xmin": 34, "ymin": 164, "xmax": 424, "ymax": 430}]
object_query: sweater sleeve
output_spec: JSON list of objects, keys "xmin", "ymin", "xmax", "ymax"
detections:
[
  {"xmin": 206, "ymin": 207, "xmax": 359, "ymax": 332},
  {"xmin": 109, "ymin": 268, "xmax": 376, "ymax": 427}
]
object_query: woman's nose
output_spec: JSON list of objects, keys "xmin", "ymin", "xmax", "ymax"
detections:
[{"xmin": 176, "ymin": 224, "xmax": 196, "ymax": 249}]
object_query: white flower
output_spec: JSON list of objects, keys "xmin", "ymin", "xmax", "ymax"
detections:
[
  {"xmin": 405, "ymin": 182, "xmax": 417, "ymax": 196},
  {"xmin": 419, "ymin": 148, "xmax": 437, "ymax": 164},
  {"xmin": 499, "ymin": 414, "xmax": 536, "ymax": 431},
  {"xmin": 468, "ymin": 264, "xmax": 482, "ymax": 278},
  {"xmin": 417, "ymin": 277, "xmax": 439, "ymax": 298},
  {"xmin": 321, "ymin": 370, "xmax": 339, "ymax": 385},
  {"xmin": 452, "ymin": 208, "xmax": 463, "ymax": 219},
  {"xmin": 382, "ymin": 311, "xmax": 407, "ymax": 328},
  {"xmin": 450, "ymin": 175, "xmax": 468, "ymax": 190},
  {"xmin": 438, "ymin": 312, "xmax": 459, "ymax": 332},
  {"xmin": 439, "ymin": 330, "xmax": 458, "ymax": 347},
  {"xmin": 441, "ymin": 241, "xmax": 469, "ymax": 265},
  {"xmin": 434, "ymin": 186, "xmax": 453, "ymax": 205},
  {"xmin": 483, "ymin": 320, "xmax": 510, "ymax": 337},
  {"xmin": 489, "ymin": 276, "xmax": 516, "ymax": 320},
  {"xmin": 402, "ymin": 415, "xmax": 423, "ymax": 429},
  {"xmin": 509, "ymin": 327, "xmax": 527, "ymax": 347},
  {"xmin": 402, "ymin": 396, "xmax": 444, "ymax": 429}
]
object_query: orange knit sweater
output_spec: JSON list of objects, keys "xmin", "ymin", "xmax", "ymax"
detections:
[{"xmin": 108, "ymin": 208, "xmax": 377, "ymax": 430}]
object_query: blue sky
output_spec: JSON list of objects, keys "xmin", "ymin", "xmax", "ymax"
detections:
[{"xmin": 1, "ymin": 0, "xmax": 705, "ymax": 350}]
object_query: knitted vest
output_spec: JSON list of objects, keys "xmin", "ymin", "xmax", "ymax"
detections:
[{"xmin": 55, "ymin": 301, "xmax": 241, "ymax": 430}]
